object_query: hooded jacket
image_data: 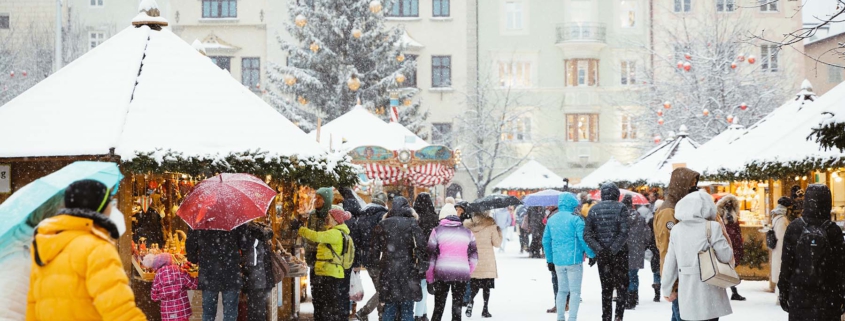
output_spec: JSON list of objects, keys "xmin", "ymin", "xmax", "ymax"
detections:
[
  {"xmin": 241, "ymin": 222, "xmax": 276, "ymax": 291},
  {"xmin": 627, "ymin": 205, "xmax": 648, "ymax": 270},
  {"xmin": 660, "ymin": 191, "xmax": 733, "ymax": 320},
  {"xmin": 371, "ymin": 198, "xmax": 427, "ymax": 302},
  {"xmin": 716, "ymin": 195, "xmax": 744, "ymax": 264},
  {"xmin": 654, "ymin": 167, "xmax": 700, "ymax": 273},
  {"xmin": 426, "ymin": 215, "xmax": 478, "ymax": 283},
  {"xmin": 348, "ymin": 203, "xmax": 388, "ymax": 269},
  {"xmin": 464, "ymin": 213, "xmax": 502, "ymax": 279},
  {"xmin": 298, "ymin": 222, "xmax": 351, "ymax": 279},
  {"xmin": 584, "ymin": 183, "xmax": 629, "ymax": 255},
  {"xmin": 27, "ymin": 209, "xmax": 146, "ymax": 321},
  {"xmin": 415, "ymin": 193, "xmax": 440, "ymax": 241},
  {"xmin": 778, "ymin": 184, "xmax": 845, "ymax": 320},
  {"xmin": 543, "ymin": 193, "xmax": 595, "ymax": 266},
  {"xmin": 770, "ymin": 204, "xmax": 789, "ymax": 284},
  {"xmin": 305, "ymin": 187, "xmax": 334, "ymax": 267},
  {"xmin": 186, "ymin": 224, "xmax": 249, "ymax": 291}
]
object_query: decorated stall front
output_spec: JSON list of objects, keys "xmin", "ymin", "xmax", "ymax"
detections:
[
  {"xmin": 493, "ymin": 160, "xmax": 566, "ymax": 198},
  {"xmin": 0, "ymin": 4, "xmax": 357, "ymax": 320}
]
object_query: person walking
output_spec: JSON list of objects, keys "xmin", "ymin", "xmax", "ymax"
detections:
[
  {"xmin": 527, "ymin": 206, "xmax": 546, "ymax": 258},
  {"xmin": 241, "ymin": 221, "xmax": 276, "ymax": 321},
  {"xmin": 623, "ymin": 195, "xmax": 647, "ymax": 310},
  {"xmin": 778, "ymin": 184, "xmax": 845, "ymax": 321},
  {"xmin": 186, "ymin": 222, "xmax": 249, "ymax": 321},
  {"xmin": 645, "ymin": 211, "xmax": 661, "ymax": 303},
  {"xmin": 413, "ymin": 193, "xmax": 439, "ymax": 321},
  {"xmin": 463, "ymin": 210, "xmax": 502, "ymax": 318},
  {"xmin": 293, "ymin": 207, "xmax": 353, "ymax": 321},
  {"xmin": 716, "ymin": 195, "xmax": 746, "ymax": 301},
  {"xmin": 516, "ymin": 205, "xmax": 530, "ymax": 254},
  {"xmin": 542, "ymin": 192, "xmax": 595, "ymax": 321},
  {"xmin": 426, "ymin": 209, "xmax": 478, "ymax": 321},
  {"xmin": 371, "ymin": 197, "xmax": 427, "ymax": 321},
  {"xmin": 346, "ymin": 191, "xmax": 390, "ymax": 321},
  {"xmin": 769, "ymin": 197, "xmax": 792, "ymax": 298},
  {"xmin": 661, "ymin": 190, "xmax": 733, "ymax": 321},
  {"xmin": 491, "ymin": 207, "xmax": 513, "ymax": 253},
  {"xmin": 27, "ymin": 179, "xmax": 146, "ymax": 321},
  {"xmin": 584, "ymin": 183, "xmax": 630, "ymax": 321},
  {"xmin": 151, "ymin": 253, "xmax": 199, "ymax": 321},
  {"xmin": 654, "ymin": 167, "xmax": 700, "ymax": 321}
]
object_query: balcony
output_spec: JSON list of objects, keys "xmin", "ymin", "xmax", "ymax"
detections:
[{"xmin": 555, "ymin": 22, "xmax": 607, "ymax": 58}]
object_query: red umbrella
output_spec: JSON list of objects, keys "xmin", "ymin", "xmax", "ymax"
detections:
[
  {"xmin": 589, "ymin": 189, "xmax": 650, "ymax": 206},
  {"xmin": 177, "ymin": 173, "xmax": 277, "ymax": 231}
]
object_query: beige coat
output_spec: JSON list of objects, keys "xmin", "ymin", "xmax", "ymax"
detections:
[
  {"xmin": 464, "ymin": 216, "xmax": 502, "ymax": 279},
  {"xmin": 770, "ymin": 205, "xmax": 790, "ymax": 284}
]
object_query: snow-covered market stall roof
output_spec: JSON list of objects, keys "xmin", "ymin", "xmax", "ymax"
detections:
[
  {"xmin": 811, "ymin": 80, "xmax": 845, "ymax": 152},
  {"xmin": 312, "ymin": 105, "xmax": 429, "ymax": 151},
  {"xmin": 623, "ymin": 126, "xmax": 700, "ymax": 185},
  {"xmin": 493, "ymin": 160, "xmax": 565, "ymax": 191},
  {"xmin": 573, "ymin": 158, "xmax": 627, "ymax": 189},
  {"xmin": 0, "ymin": 5, "xmax": 356, "ymax": 187},
  {"xmin": 686, "ymin": 124, "xmax": 747, "ymax": 173}
]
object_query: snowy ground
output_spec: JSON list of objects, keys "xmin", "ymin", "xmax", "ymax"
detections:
[{"xmin": 304, "ymin": 233, "xmax": 789, "ymax": 320}]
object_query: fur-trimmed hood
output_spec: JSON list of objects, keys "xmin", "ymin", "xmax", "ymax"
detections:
[
  {"xmin": 716, "ymin": 194, "xmax": 740, "ymax": 223},
  {"xmin": 463, "ymin": 215, "xmax": 496, "ymax": 233}
]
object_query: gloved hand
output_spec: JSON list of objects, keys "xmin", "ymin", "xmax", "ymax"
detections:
[
  {"xmin": 778, "ymin": 291, "xmax": 789, "ymax": 313},
  {"xmin": 289, "ymin": 219, "xmax": 302, "ymax": 231},
  {"xmin": 588, "ymin": 258, "xmax": 597, "ymax": 267},
  {"xmin": 547, "ymin": 263, "xmax": 555, "ymax": 272}
]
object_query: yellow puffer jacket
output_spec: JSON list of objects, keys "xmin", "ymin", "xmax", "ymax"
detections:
[
  {"xmin": 27, "ymin": 209, "xmax": 146, "ymax": 321},
  {"xmin": 298, "ymin": 224, "xmax": 349, "ymax": 279}
]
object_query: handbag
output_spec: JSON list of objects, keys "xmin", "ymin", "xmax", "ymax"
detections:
[
  {"xmin": 269, "ymin": 248, "xmax": 288, "ymax": 284},
  {"xmin": 766, "ymin": 216, "xmax": 782, "ymax": 249},
  {"xmin": 698, "ymin": 221, "xmax": 740, "ymax": 288}
]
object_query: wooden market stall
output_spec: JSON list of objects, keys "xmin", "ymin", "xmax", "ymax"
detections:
[
  {"xmin": 493, "ymin": 160, "xmax": 566, "ymax": 198},
  {"xmin": 0, "ymin": 4, "xmax": 357, "ymax": 320}
]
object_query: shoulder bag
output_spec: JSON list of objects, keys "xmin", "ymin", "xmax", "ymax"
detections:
[{"xmin": 698, "ymin": 221, "xmax": 740, "ymax": 288}]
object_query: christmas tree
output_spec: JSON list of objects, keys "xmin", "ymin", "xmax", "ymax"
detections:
[{"xmin": 269, "ymin": 0, "xmax": 427, "ymax": 136}]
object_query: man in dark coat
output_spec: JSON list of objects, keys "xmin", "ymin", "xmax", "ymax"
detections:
[
  {"xmin": 584, "ymin": 182, "xmax": 629, "ymax": 321},
  {"xmin": 241, "ymin": 221, "xmax": 276, "ymax": 321},
  {"xmin": 527, "ymin": 206, "xmax": 546, "ymax": 258},
  {"xmin": 345, "ymin": 189, "xmax": 390, "ymax": 321},
  {"xmin": 370, "ymin": 197, "xmax": 427, "ymax": 321},
  {"xmin": 778, "ymin": 184, "xmax": 845, "ymax": 321},
  {"xmin": 186, "ymin": 225, "xmax": 249, "ymax": 321},
  {"xmin": 624, "ymin": 195, "xmax": 647, "ymax": 309}
]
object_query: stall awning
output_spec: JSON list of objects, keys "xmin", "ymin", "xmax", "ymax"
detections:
[
  {"xmin": 365, "ymin": 163, "xmax": 454, "ymax": 187},
  {"xmin": 493, "ymin": 160, "xmax": 565, "ymax": 191}
]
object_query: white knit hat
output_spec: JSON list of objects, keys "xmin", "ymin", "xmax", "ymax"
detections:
[{"xmin": 439, "ymin": 204, "xmax": 457, "ymax": 219}]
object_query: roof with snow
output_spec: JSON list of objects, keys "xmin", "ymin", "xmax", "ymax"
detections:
[
  {"xmin": 573, "ymin": 158, "xmax": 627, "ymax": 189},
  {"xmin": 0, "ymin": 23, "xmax": 325, "ymax": 159},
  {"xmin": 310, "ymin": 105, "xmax": 429, "ymax": 151},
  {"xmin": 624, "ymin": 126, "xmax": 700, "ymax": 185},
  {"xmin": 686, "ymin": 124, "xmax": 747, "ymax": 172},
  {"xmin": 493, "ymin": 160, "xmax": 565, "ymax": 191}
]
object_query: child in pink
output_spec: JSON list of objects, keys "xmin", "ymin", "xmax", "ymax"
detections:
[{"xmin": 151, "ymin": 253, "xmax": 198, "ymax": 321}]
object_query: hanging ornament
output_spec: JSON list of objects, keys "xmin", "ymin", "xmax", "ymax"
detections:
[
  {"xmin": 657, "ymin": 110, "xmax": 664, "ymax": 117},
  {"xmin": 397, "ymin": 53, "xmax": 405, "ymax": 62},
  {"xmin": 747, "ymin": 55, "xmax": 756, "ymax": 64},
  {"xmin": 740, "ymin": 102, "xmax": 748, "ymax": 111},
  {"xmin": 730, "ymin": 62, "xmax": 737, "ymax": 69},
  {"xmin": 684, "ymin": 53, "xmax": 692, "ymax": 60},
  {"xmin": 255, "ymin": 83, "xmax": 261, "ymax": 89},
  {"xmin": 702, "ymin": 109, "xmax": 710, "ymax": 116},
  {"xmin": 727, "ymin": 115, "xmax": 734, "ymax": 123},
  {"xmin": 284, "ymin": 75, "xmax": 297, "ymax": 86},
  {"xmin": 295, "ymin": 14, "xmax": 307, "ymax": 27},
  {"xmin": 737, "ymin": 54, "xmax": 746, "ymax": 62},
  {"xmin": 9, "ymin": 71, "xmax": 14, "ymax": 78},
  {"xmin": 403, "ymin": 99, "xmax": 412, "ymax": 106},
  {"xmin": 369, "ymin": 0, "xmax": 383, "ymax": 14},
  {"xmin": 654, "ymin": 135, "xmax": 662, "ymax": 144},
  {"xmin": 677, "ymin": 61, "xmax": 684, "ymax": 69},
  {"xmin": 310, "ymin": 42, "xmax": 320, "ymax": 53},
  {"xmin": 395, "ymin": 73, "xmax": 406, "ymax": 84},
  {"xmin": 663, "ymin": 101, "xmax": 672, "ymax": 109},
  {"xmin": 352, "ymin": 28, "xmax": 363, "ymax": 39},
  {"xmin": 21, "ymin": 71, "xmax": 27, "ymax": 77},
  {"xmin": 348, "ymin": 75, "xmax": 361, "ymax": 91},
  {"xmin": 658, "ymin": 118, "xmax": 665, "ymax": 125},
  {"xmin": 683, "ymin": 62, "xmax": 691, "ymax": 71},
  {"xmin": 298, "ymin": 96, "xmax": 308, "ymax": 105}
]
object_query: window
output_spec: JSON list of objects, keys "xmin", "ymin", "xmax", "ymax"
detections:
[
  {"xmin": 498, "ymin": 60, "xmax": 532, "ymax": 87},
  {"xmin": 404, "ymin": 54, "xmax": 418, "ymax": 87},
  {"xmin": 90, "ymin": 0, "xmax": 103, "ymax": 6},
  {"xmin": 89, "ymin": 32, "xmax": 105, "ymax": 50},
  {"xmin": 674, "ymin": 0, "xmax": 691, "ymax": 12},
  {"xmin": 621, "ymin": 115, "xmax": 637, "ymax": 139},
  {"xmin": 433, "ymin": 0, "xmax": 450, "ymax": 17},
  {"xmin": 502, "ymin": 117, "xmax": 532, "ymax": 142},
  {"xmin": 242, "ymin": 58, "xmax": 260, "ymax": 91},
  {"xmin": 209, "ymin": 56, "xmax": 231, "ymax": 72},
  {"xmin": 388, "ymin": 0, "xmax": 419, "ymax": 17},
  {"xmin": 566, "ymin": 114, "xmax": 599, "ymax": 142},
  {"xmin": 432, "ymin": 123, "xmax": 453, "ymax": 146},
  {"xmin": 1, "ymin": 14, "xmax": 10, "ymax": 29},
  {"xmin": 203, "ymin": 0, "xmax": 237, "ymax": 18},
  {"xmin": 565, "ymin": 59, "xmax": 598, "ymax": 86},
  {"xmin": 620, "ymin": 61, "xmax": 636, "ymax": 85},
  {"xmin": 761, "ymin": 45, "xmax": 778, "ymax": 72},
  {"xmin": 432, "ymin": 56, "xmax": 451, "ymax": 88},
  {"xmin": 717, "ymin": 0, "xmax": 735, "ymax": 11},
  {"xmin": 620, "ymin": 1, "xmax": 636, "ymax": 28},
  {"xmin": 759, "ymin": 0, "xmax": 777, "ymax": 11},
  {"xmin": 828, "ymin": 65, "xmax": 843, "ymax": 84},
  {"xmin": 505, "ymin": 1, "xmax": 523, "ymax": 30}
]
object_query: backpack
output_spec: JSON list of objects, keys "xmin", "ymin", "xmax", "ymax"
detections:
[
  {"xmin": 766, "ymin": 216, "xmax": 783, "ymax": 250},
  {"xmin": 322, "ymin": 230, "xmax": 355, "ymax": 270},
  {"xmin": 793, "ymin": 218, "xmax": 833, "ymax": 287}
]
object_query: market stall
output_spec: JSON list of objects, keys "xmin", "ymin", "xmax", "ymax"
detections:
[
  {"xmin": 572, "ymin": 158, "xmax": 627, "ymax": 190},
  {"xmin": 623, "ymin": 125, "xmax": 700, "ymax": 187},
  {"xmin": 493, "ymin": 160, "xmax": 566, "ymax": 198},
  {"xmin": 0, "ymin": 3, "xmax": 356, "ymax": 320}
]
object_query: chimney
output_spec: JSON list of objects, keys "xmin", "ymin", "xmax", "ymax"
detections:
[{"xmin": 132, "ymin": 0, "xmax": 169, "ymax": 30}]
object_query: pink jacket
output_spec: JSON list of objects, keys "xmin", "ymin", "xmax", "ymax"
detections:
[
  {"xmin": 151, "ymin": 265, "xmax": 198, "ymax": 321},
  {"xmin": 426, "ymin": 216, "xmax": 478, "ymax": 283}
]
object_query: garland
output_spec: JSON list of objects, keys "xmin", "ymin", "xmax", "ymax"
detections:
[
  {"xmin": 809, "ymin": 122, "xmax": 845, "ymax": 153},
  {"xmin": 122, "ymin": 150, "xmax": 359, "ymax": 188},
  {"xmin": 701, "ymin": 157, "xmax": 845, "ymax": 182}
]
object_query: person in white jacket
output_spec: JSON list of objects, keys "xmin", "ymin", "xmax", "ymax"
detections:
[
  {"xmin": 661, "ymin": 190, "xmax": 733, "ymax": 321},
  {"xmin": 769, "ymin": 197, "xmax": 792, "ymax": 292}
]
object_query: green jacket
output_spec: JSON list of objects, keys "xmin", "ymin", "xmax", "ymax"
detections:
[
  {"xmin": 305, "ymin": 187, "xmax": 334, "ymax": 267},
  {"xmin": 299, "ymin": 224, "xmax": 350, "ymax": 278}
]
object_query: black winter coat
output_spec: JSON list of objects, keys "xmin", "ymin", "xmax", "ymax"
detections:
[
  {"xmin": 186, "ymin": 225, "xmax": 249, "ymax": 291},
  {"xmin": 584, "ymin": 183, "xmax": 629, "ymax": 255},
  {"xmin": 370, "ymin": 199, "xmax": 426, "ymax": 303},
  {"xmin": 527, "ymin": 207, "xmax": 545, "ymax": 235},
  {"xmin": 241, "ymin": 222, "xmax": 276, "ymax": 291},
  {"xmin": 132, "ymin": 208, "xmax": 165, "ymax": 246},
  {"xmin": 349, "ymin": 204, "xmax": 388, "ymax": 268},
  {"xmin": 778, "ymin": 184, "xmax": 845, "ymax": 320}
]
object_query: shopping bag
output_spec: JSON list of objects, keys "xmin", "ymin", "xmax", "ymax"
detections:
[{"xmin": 349, "ymin": 271, "xmax": 365, "ymax": 302}]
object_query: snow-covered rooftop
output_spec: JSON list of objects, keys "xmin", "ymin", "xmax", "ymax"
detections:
[
  {"xmin": 686, "ymin": 124, "xmax": 747, "ymax": 173},
  {"xmin": 573, "ymin": 158, "xmax": 627, "ymax": 189},
  {"xmin": 0, "ymin": 25, "xmax": 325, "ymax": 159},
  {"xmin": 310, "ymin": 105, "xmax": 429, "ymax": 151},
  {"xmin": 624, "ymin": 129, "xmax": 700, "ymax": 185},
  {"xmin": 494, "ymin": 160, "xmax": 565, "ymax": 191}
]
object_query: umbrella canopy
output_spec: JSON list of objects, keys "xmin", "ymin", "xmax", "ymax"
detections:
[
  {"xmin": 522, "ymin": 189, "xmax": 564, "ymax": 207},
  {"xmin": 177, "ymin": 174, "xmax": 276, "ymax": 231},
  {"xmin": 469, "ymin": 194, "xmax": 523, "ymax": 212},
  {"xmin": 0, "ymin": 161, "xmax": 122, "ymax": 243},
  {"xmin": 589, "ymin": 189, "xmax": 649, "ymax": 206}
]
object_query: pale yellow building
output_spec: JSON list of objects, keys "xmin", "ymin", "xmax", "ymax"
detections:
[{"xmin": 804, "ymin": 31, "xmax": 845, "ymax": 96}]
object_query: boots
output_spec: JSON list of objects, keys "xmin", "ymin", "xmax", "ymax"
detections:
[
  {"xmin": 465, "ymin": 302, "xmax": 473, "ymax": 317},
  {"xmin": 481, "ymin": 308, "xmax": 492, "ymax": 318},
  {"xmin": 652, "ymin": 283, "xmax": 661, "ymax": 302},
  {"xmin": 625, "ymin": 292, "xmax": 635, "ymax": 310},
  {"xmin": 731, "ymin": 286, "xmax": 746, "ymax": 301},
  {"xmin": 418, "ymin": 314, "xmax": 429, "ymax": 321}
]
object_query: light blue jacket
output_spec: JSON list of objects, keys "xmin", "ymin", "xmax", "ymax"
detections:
[{"xmin": 543, "ymin": 193, "xmax": 596, "ymax": 266}]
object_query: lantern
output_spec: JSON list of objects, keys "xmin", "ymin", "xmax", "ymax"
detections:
[
  {"xmin": 747, "ymin": 55, "xmax": 756, "ymax": 64},
  {"xmin": 663, "ymin": 101, "xmax": 672, "ymax": 109},
  {"xmin": 727, "ymin": 115, "xmax": 734, "ymax": 123},
  {"xmin": 397, "ymin": 53, "xmax": 405, "ymax": 62},
  {"xmin": 703, "ymin": 109, "xmax": 710, "ymax": 116},
  {"xmin": 348, "ymin": 75, "xmax": 361, "ymax": 91},
  {"xmin": 395, "ymin": 73, "xmax": 406, "ymax": 84},
  {"xmin": 683, "ymin": 62, "xmax": 691, "ymax": 71},
  {"xmin": 740, "ymin": 102, "xmax": 748, "ymax": 111},
  {"xmin": 295, "ymin": 14, "xmax": 307, "ymax": 27},
  {"xmin": 730, "ymin": 62, "xmax": 737, "ymax": 69},
  {"xmin": 352, "ymin": 28, "xmax": 363, "ymax": 39},
  {"xmin": 369, "ymin": 0, "xmax": 383, "ymax": 13},
  {"xmin": 737, "ymin": 54, "xmax": 746, "ymax": 62},
  {"xmin": 654, "ymin": 135, "xmax": 662, "ymax": 144},
  {"xmin": 310, "ymin": 42, "xmax": 320, "ymax": 53},
  {"xmin": 657, "ymin": 110, "xmax": 664, "ymax": 117},
  {"xmin": 658, "ymin": 118, "xmax": 665, "ymax": 125},
  {"xmin": 684, "ymin": 53, "xmax": 691, "ymax": 60},
  {"xmin": 677, "ymin": 61, "xmax": 684, "ymax": 69},
  {"xmin": 284, "ymin": 75, "xmax": 297, "ymax": 86}
]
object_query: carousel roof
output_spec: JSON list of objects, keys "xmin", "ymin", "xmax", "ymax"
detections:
[
  {"xmin": 311, "ymin": 105, "xmax": 429, "ymax": 151},
  {"xmin": 0, "ymin": 8, "xmax": 325, "ymax": 160},
  {"xmin": 493, "ymin": 160, "xmax": 565, "ymax": 191},
  {"xmin": 573, "ymin": 158, "xmax": 627, "ymax": 189},
  {"xmin": 624, "ymin": 126, "xmax": 700, "ymax": 185}
]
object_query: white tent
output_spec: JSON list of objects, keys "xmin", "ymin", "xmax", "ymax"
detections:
[
  {"xmin": 624, "ymin": 125, "xmax": 700, "ymax": 185},
  {"xmin": 574, "ymin": 158, "xmax": 627, "ymax": 189},
  {"xmin": 494, "ymin": 160, "xmax": 565, "ymax": 191},
  {"xmin": 311, "ymin": 105, "xmax": 429, "ymax": 151}
]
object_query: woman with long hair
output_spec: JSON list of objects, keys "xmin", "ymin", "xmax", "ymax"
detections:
[
  {"xmin": 413, "ymin": 193, "xmax": 439, "ymax": 321},
  {"xmin": 716, "ymin": 194, "xmax": 746, "ymax": 301},
  {"xmin": 463, "ymin": 210, "xmax": 502, "ymax": 318}
]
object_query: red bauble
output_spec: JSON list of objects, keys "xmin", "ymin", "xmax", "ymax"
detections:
[
  {"xmin": 21, "ymin": 71, "xmax": 27, "ymax": 77},
  {"xmin": 657, "ymin": 110, "xmax": 664, "ymax": 117},
  {"xmin": 683, "ymin": 62, "xmax": 691, "ymax": 71},
  {"xmin": 677, "ymin": 61, "xmax": 684, "ymax": 69},
  {"xmin": 703, "ymin": 109, "xmax": 710, "ymax": 116},
  {"xmin": 658, "ymin": 118, "xmax": 665, "ymax": 125},
  {"xmin": 654, "ymin": 136, "xmax": 662, "ymax": 144},
  {"xmin": 747, "ymin": 55, "xmax": 756, "ymax": 64},
  {"xmin": 740, "ymin": 103, "xmax": 748, "ymax": 110},
  {"xmin": 9, "ymin": 71, "xmax": 13, "ymax": 78},
  {"xmin": 684, "ymin": 53, "xmax": 692, "ymax": 60},
  {"xmin": 737, "ymin": 54, "xmax": 746, "ymax": 62},
  {"xmin": 727, "ymin": 115, "xmax": 734, "ymax": 123},
  {"xmin": 663, "ymin": 101, "xmax": 672, "ymax": 109},
  {"xmin": 730, "ymin": 62, "xmax": 737, "ymax": 69}
]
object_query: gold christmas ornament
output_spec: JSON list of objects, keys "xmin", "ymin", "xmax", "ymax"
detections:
[
  {"xmin": 284, "ymin": 75, "xmax": 297, "ymax": 86},
  {"xmin": 348, "ymin": 75, "xmax": 361, "ymax": 91},
  {"xmin": 298, "ymin": 96, "xmax": 308, "ymax": 105},
  {"xmin": 369, "ymin": 0, "xmax": 383, "ymax": 14},
  {"xmin": 295, "ymin": 14, "xmax": 307, "ymax": 27},
  {"xmin": 395, "ymin": 73, "xmax": 406, "ymax": 84},
  {"xmin": 352, "ymin": 28, "xmax": 363, "ymax": 39},
  {"xmin": 403, "ymin": 99, "xmax": 412, "ymax": 106},
  {"xmin": 397, "ymin": 53, "xmax": 405, "ymax": 62},
  {"xmin": 310, "ymin": 42, "xmax": 320, "ymax": 53}
]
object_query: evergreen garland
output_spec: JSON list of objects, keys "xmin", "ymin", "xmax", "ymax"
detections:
[
  {"xmin": 701, "ymin": 157, "xmax": 845, "ymax": 182},
  {"xmin": 740, "ymin": 233, "xmax": 769, "ymax": 270}
]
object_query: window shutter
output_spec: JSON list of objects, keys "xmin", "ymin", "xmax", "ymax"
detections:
[
  {"xmin": 589, "ymin": 114, "xmax": 599, "ymax": 142},
  {"xmin": 566, "ymin": 60, "xmax": 575, "ymax": 86}
]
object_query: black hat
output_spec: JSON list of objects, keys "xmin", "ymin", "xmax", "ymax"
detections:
[
  {"xmin": 64, "ymin": 179, "xmax": 110, "ymax": 213},
  {"xmin": 803, "ymin": 184, "xmax": 832, "ymax": 220},
  {"xmin": 454, "ymin": 201, "xmax": 469, "ymax": 211},
  {"xmin": 777, "ymin": 197, "xmax": 793, "ymax": 207}
]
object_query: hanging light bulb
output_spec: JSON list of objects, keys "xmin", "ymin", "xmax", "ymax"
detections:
[
  {"xmin": 310, "ymin": 42, "xmax": 320, "ymax": 53},
  {"xmin": 348, "ymin": 75, "xmax": 361, "ymax": 91},
  {"xmin": 295, "ymin": 14, "xmax": 307, "ymax": 27},
  {"xmin": 369, "ymin": 0, "xmax": 383, "ymax": 13},
  {"xmin": 397, "ymin": 53, "xmax": 405, "ymax": 62},
  {"xmin": 395, "ymin": 73, "xmax": 406, "ymax": 84},
  {"xmin": 284, "ymin": 75, "xmax": 297, "ymax": 86},
  {"xmin": 352, "ymin": 28, "xmax": 363, "ymax": 39},
  {"xmin": 702, "ymin": 109, "xmax": 710, "ymax": 116}
]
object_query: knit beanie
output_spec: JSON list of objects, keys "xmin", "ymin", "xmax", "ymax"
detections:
[
  {"xmin": 151, "ymin": 253, "xmax": 173, "ymax": 271},
  {"xmin": 439, "ymin": 204, "xmax": 457, "ymax": 219},
  {"xmin": 777, "ymin": 197, "xmax": 793, "ymax": 207},
  {"xmin": 329, "ymin": 207, "xmax": 351, "ymax": 224},
  {"xmin": 65, "ymin": 179, "xmax": 110, "ymax": 213}
]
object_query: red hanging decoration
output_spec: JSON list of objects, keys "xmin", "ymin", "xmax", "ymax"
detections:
[
  {"xmin": 740, "ymin": 102, "xmax": 748, "ymax": 111},
  {"xmin": 747, "ymin": 55, "xmax": 756, "ymax": 64},
  {"xmin": 684, "ymin": 53, "xmax": 692, "ymax": 60},
  {"xmin": 658, "ymin": 118, "xmax": 665, "ymax": 125},
  {"xmin": 737, "ymin": 54, "xmax": 746, "ymax": 62},
  {"xmin": 663, "ymin": 101, "xmax": 672, "ymax": 109},
  {"xmin": 9, "ymin": 71, "xmax": 14, "ymax": 78},
  {"xmin": 654, "ymin": 135, "xmax": 662, "ymax": 144},
  {"xmin": 677, "ymin": 61, "xmax": 684, "ymax": 69},
  {"xmin": 21, "ymin": 71, "xmax": 27, "ymax": 77},
  {"xmin": 703, "ymin": 109, "xmax": 710, "ymax": 116},
  {"xmin": 730, "ymin": 62, "xmax": 737, "ymax": 69},
  {"xmin": 727, "ymin": 115, "xmax": 734, "ymax": 123},
  {"xmin": 657, "ymin": 110, "xmax": 664, "ymax": 117},
  {"xmin": 683, "ymin": 62, "xmax": 691, "ymax": 71}
]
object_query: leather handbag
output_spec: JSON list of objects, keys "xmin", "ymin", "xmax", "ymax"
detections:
[{"xmin": 698, "ymin": 221, "xmax": 740, "ymax": 288}]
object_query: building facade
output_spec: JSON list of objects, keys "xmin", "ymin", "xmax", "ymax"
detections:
[{"xmin": 804, "ymin": 32, "xmax": 845, "ymax": 96}]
